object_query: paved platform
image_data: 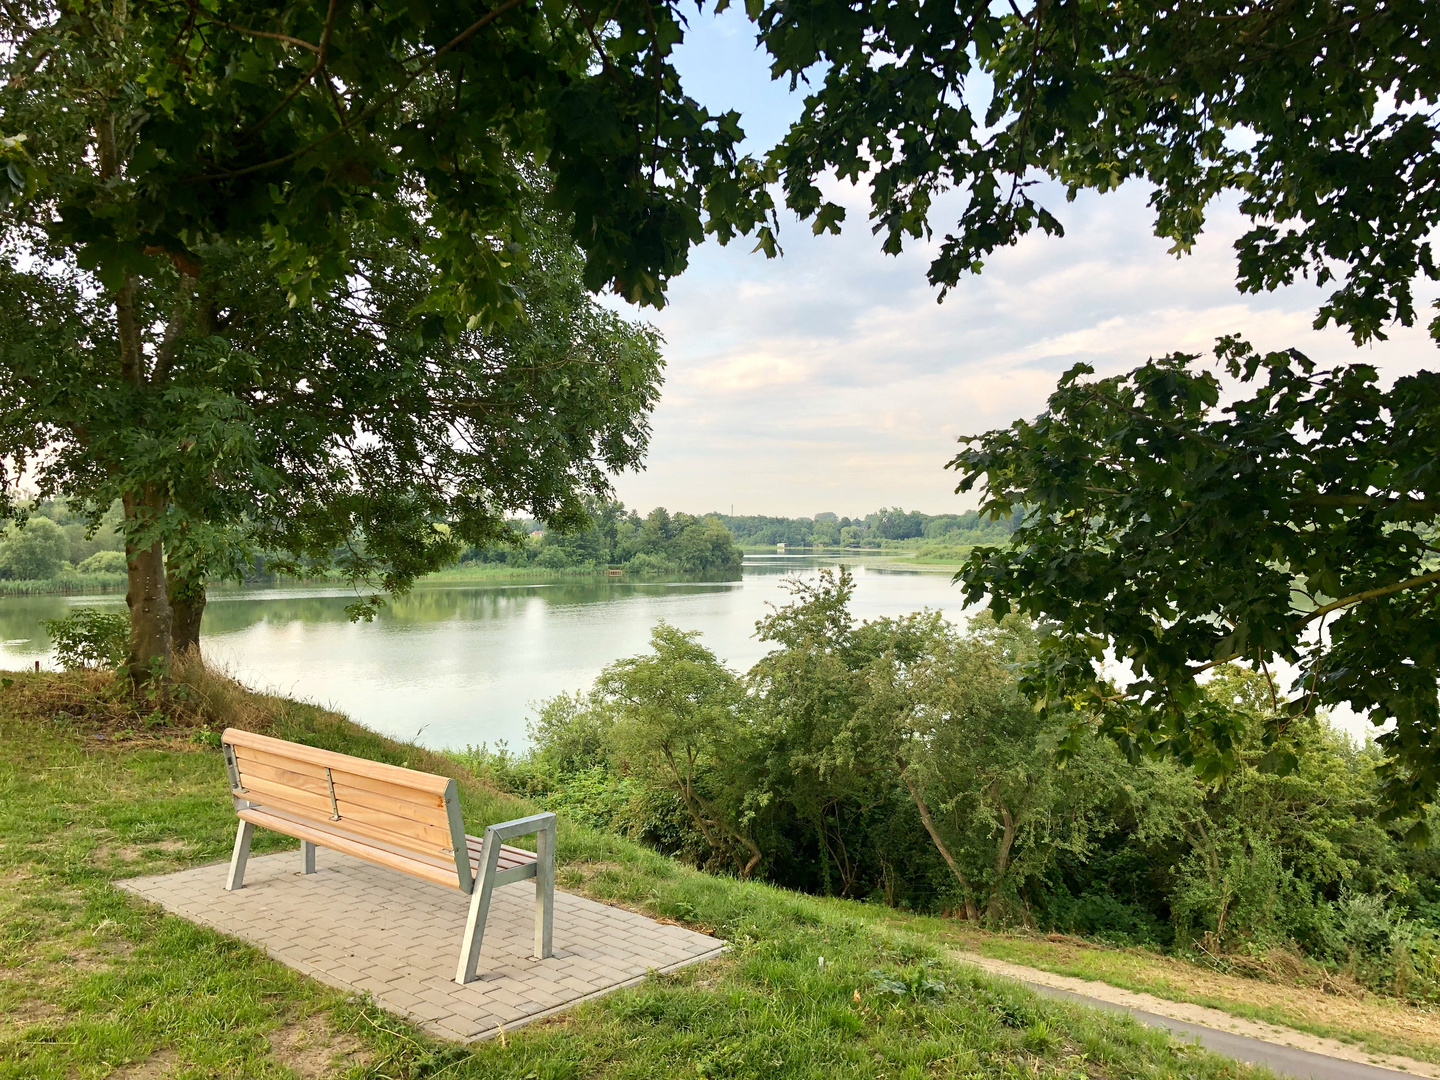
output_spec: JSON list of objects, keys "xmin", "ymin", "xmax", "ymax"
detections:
[{"xmin": 119, "ymin": 849, "xmax": 726, "ymax": 1042}]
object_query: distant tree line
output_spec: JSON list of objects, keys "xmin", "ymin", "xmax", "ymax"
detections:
[
  {"xmin": 0, "ymin": 502, "xmax": 127, "ymax": 583},
  {"xmin": 713, "ymin": 508, "xmax": 1021, "ymax": 548},
  {"xmin": 3, "ymin": 496, "xmax": 750, "ymax": 591},
  {"xmin": 462, "ymin": 502, "xmax": 742, "ymax": 577},
  {"xmin": 463, "ymin": 570, "xmax": 1440, "ymax": 1003},
  {"xmin": 463, "ymin": 502, "xmax": 1014, "ymax": 572},
  {"xmin": 3, "ymin": 497, "xmax": 1009, "ymax": 590}
]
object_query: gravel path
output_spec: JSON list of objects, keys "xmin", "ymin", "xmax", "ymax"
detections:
[{"xmin": 953, "ymin": 951, "xmax": 1437, "ymax": 1080}]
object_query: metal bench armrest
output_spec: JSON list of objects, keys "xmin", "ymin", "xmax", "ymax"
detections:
[{"xmin": 483, "ymin": 812, "xmax": 558, "ymax": 842}]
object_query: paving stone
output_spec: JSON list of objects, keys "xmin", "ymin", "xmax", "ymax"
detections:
[{"xmin": 119, "ymin": 849, "xmax": 725, "ymax": 1043}]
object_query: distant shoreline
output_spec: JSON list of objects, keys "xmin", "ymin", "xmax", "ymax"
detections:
[{"xmin": 0, "ymin": 546, "xmax": 977, "ymax": 599}]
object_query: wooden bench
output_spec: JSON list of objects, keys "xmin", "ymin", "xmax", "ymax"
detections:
[{"xmin": 220, "ymin": 728, "xmax": 555, "ymax": 984}]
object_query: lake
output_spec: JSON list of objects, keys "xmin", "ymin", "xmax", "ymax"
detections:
[{"xmin": 0, "ymin": 557, "xmax": 974, "ymax": 750}]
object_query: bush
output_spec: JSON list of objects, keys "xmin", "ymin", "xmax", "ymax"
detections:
[
  {"xmin": 0, "ymin": 516, "xmax": 70, "ymax": 579},
  {"xmin": 77, "ymin": 550, "xmax": 127, "ymax": 574},
  {"xmin": 625, "ymin": 552, "xmax": 676, "ymax": 575},
  {"xmin": 43, "ymin": 607, "xmax": 130, "ymax": 670},
  {"xmin": 536, "ymin": 546, "xmax": 574, "ymax": 570},
  {"xmin": 1043, "ymin": 888, "xmax": 1170, "ymax": 947}
]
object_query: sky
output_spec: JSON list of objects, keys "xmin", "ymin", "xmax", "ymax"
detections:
[{"xmin": 605, "ymin": 8, "xmax": 1439, "ymax": 519}]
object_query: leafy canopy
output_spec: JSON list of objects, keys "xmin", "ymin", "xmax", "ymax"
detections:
[
  {"xmin": 0, "ymin": 0, "xmax": 772, "ymax": 315},
  {"xmin": 0, "ymin": 206, "xmax": 664, "ymax": 605},
  {"xmin": 759, "ymin": 0, "xmax": 1439, "ymax": 344},
  {"xmin": 952, "ymin": 339, "xmax": 1440, "ymax": 830},
  {"xmin": 6, "ymin": 0, "xmax": 1433, "ymax": 339}
]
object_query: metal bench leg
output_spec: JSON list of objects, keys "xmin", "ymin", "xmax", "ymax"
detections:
[
  {"xmin": 301, "ymin": 840, "xmax": 316, "ymax": 874},
  {"xmin": 456, "ymin": 830, "xmax": 502, "ymax": 984},
  {"xmin": 226, "ymin": 820, "xmax": 255, "ymax": 891},
  {"xmin": 535, "ymin": 819, "xmax": 555, "ymax": 959}
]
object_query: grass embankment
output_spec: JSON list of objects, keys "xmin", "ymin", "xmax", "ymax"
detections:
[
  {"xmin": 419, "ymin": 563, "xmax": 629, "ymax": 584},
  {"xmin": 904, "ymin": 544, "xmax": 974, "ymax": 566},
  {"xmin": 0, "ymin": 668, "xmax": 1383, "ymax": 1079},
  {"xmin": 914, "ymin": 925, "xmax": 1440, "ymax": 1065}
]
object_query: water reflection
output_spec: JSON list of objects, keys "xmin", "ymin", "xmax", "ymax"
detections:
[{"xmin": 0, "ymin": 557, "xmax": 970, "ymax": 749}]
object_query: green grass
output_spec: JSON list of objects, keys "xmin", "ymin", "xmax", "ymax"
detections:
[
  {"xmin": 419, "ymin": 562, "xmax": 623, "ymax": 583},
  {"xmin": 905, "ymin": 544, "xmax": 975, "ymax": 565},
  {"xmin": 1, "ymin": 671, "xmax": 1280, "ymax": 1079}
]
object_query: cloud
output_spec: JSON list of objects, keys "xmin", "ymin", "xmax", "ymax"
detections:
[
  {"xmin": 689, "ymin": 350, "xmax": 815, "ymax": 393},
  {"xmin": 603, "ymin": 19, "xmax": 1439, "ymax": 517}
]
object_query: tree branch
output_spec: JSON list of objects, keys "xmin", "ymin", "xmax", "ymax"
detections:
[
  {"xmin": 1299, "ymin": 493, "xmax": 1438, "ymax": 514},
  {"xmin": 195, "ymin": 0, "xmax": 525, "ymax": 181},
  {"xmin": 189, "ymin": 6, "xmax": 322, "ymax": 53},
  {"xmin": 244, "ymin": 0, "xmax": 343, "ymax": 138},
  {"xmin": 1300, "ymin": 569, "xmax": 1440, "ymax": 625},
  {"xmin": 897, "ymin": 755, "xmax": 978, "ymax": 919}
]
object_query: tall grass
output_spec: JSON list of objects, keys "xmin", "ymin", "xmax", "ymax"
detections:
[{"xmin": 0, "ymin": 571, "xmax": 128, "ymax": 596}]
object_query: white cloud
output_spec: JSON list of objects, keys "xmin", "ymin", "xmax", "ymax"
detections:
[
  {"xmin": 602, "ymin": 24, "xmax": 1439, "ymax": 517},
  {"xmin": 689, "ymin": 350, "xmax": 815, "ymax": 393}
]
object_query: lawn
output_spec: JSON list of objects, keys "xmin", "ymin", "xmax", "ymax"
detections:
[{"xmin": 0, "ymin": 668, "xmax": 1283, "ymax": 1079}]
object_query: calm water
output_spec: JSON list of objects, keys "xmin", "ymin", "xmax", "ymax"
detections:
[{"xmin": 0, "ymin": 557, "xmax": 973, "ymax": 750}]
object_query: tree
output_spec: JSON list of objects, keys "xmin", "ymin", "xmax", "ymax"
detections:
[
  {"xmin": 1126, "ymin": 665, "xmax": 1397, "ymax": 952},
  {"xmin": 0, "ymin": 205, "xmax": 663, "ymax": 668},
  {"xmin": 868, "ymin": 611, "xmax": 1119, "ymax": 922},
  {"xmin": 599, "ymin": 623, "xmax": 764, "ymax": 877},
  {"xmin": 750, "ymin": 0, "xmax": 1438, "ymax": 820},
  {"xmin": 748, "ymin": 569, "xmax": 900, "ymax": 895},
  {"xmin": 0, "ymin": 0, "xmax": 766, "ymax": 685},
  {"xmin": 0, "ymin": 515, "xmax": 68, "ymax": 579},
  {"xmin": 951, "ymin": 338, "xmax": 1440, "ymax": 827}
]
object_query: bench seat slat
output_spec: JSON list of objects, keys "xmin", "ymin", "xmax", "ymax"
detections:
[
  {"xmin": 238, "ymin": 802, "xmax": 459, "ymax": 871},
  {"xmin": 238, "ymin": 807, "xmax": 464, "ymax": 890},
  {"xmin": 236, "ymin": 804, "xmax": 539, "ymax": 887},
  {"xmin": 231, "ymin": 742, "xmax": 448, "ymax": 811},
  {"xmin": 226, "ymin": 729, "xmax": 451, "ymax": 797},
  {"xmin": 464, "ymin": 834, "xmax": 538, "ymax": 874}
]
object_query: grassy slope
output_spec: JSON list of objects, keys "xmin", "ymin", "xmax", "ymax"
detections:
[{"xmin": 0, "ymin": 672, "xmax": 1344, "ymax": 1080}]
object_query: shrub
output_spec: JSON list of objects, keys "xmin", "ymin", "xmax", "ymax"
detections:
[
  {"xmin": 43, "ymin": 607, "xmax": 130, "ymax": 670},
  {"xmin": 77, "ymin": 550, "xmax": 127, "ymax": 574},
  {"xmin": 536, "ymin": 546, "xmax": 574, "ymax": 570},
  {"xmin": 625, "ymin": 552, "xmax": 676, "ymax": 575}
]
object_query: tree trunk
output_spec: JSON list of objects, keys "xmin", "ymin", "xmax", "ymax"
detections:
[
  {"xmin": 167, "ymin": 557, "xmax": 207, "ymax": 658},
  {"xmin": 898, "ymin": 758, "xmax": 979, "ymax": 921},
  {"xmin": 170, "ymin": 581, "xmax": 206, "ymax": 657},
  {"xmin": 123, "ymin": 486, "xmax": 172, "ymax": 692},
  {"xmin": 986, "ymin": 801, "xmax": 1019, "ymax": 923}
]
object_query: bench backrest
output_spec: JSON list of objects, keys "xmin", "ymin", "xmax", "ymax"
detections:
[{"xmin": 221, "ymin": 728, "xmax": 472, "ymax": 891}]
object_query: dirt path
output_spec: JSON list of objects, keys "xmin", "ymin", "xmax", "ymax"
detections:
[{"xmin": 953, "ymin": 951, "xmax": 1440, "ymax": 1080}]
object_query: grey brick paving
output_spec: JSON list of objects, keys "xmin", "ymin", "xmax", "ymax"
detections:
[{"xmin": 119, "ymin": 849, "xmax": 725, "ymax": 1042}]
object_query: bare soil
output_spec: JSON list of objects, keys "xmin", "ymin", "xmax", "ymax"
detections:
[{"xmin": 267, "ymin": 1012, "xmax": 370, "ymax": 1078}]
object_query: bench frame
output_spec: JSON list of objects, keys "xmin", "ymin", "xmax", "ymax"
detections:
[{"xmin": 221, "ymin": 734, "xmax": 555, "ymax": 985}]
